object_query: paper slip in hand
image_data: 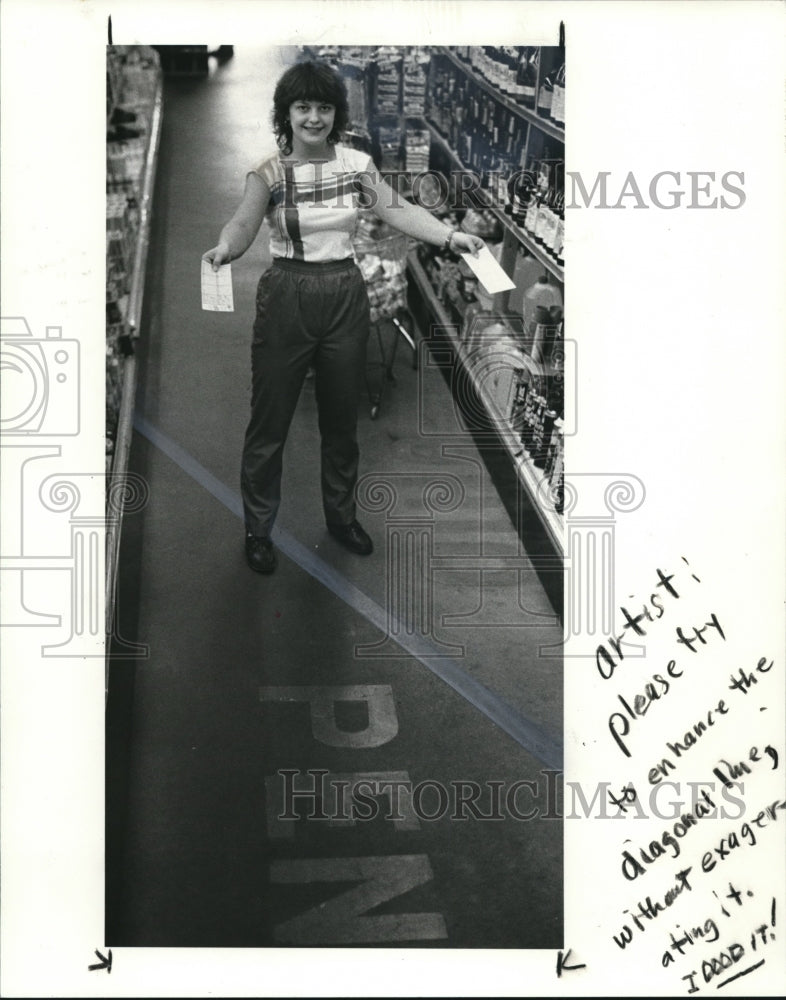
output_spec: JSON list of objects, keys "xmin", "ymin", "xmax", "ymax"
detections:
[
  {"xmin": 460, "ymin": 246, "xmax": 516, "ymax": 295},
  {"xmin": 201, "ymin": 260, "xmax": 234, "ymax": 312}
]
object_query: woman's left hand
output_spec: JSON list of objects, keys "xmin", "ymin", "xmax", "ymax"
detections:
[{"xmin": 450, "ymin": 231, "xmax": 485, "ymax": 257}]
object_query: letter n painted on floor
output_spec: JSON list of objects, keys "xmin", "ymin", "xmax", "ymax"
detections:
[
  {"xmin": 259, "ymin": 684, "xmax": 398, "ymax": 747},
  {"xmin": 270, "ymin": 855, "xmax": 448, "ymax": 944}
]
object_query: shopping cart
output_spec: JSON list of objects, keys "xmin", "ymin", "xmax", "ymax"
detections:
[{"xmin": 353, "ymin": 217, "xmax": 418, "ymax": 419}]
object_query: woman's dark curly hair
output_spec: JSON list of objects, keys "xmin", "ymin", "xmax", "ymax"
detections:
[{"xmin": 272, "ymin": 60, "xmax": 349, "ymax": 154}]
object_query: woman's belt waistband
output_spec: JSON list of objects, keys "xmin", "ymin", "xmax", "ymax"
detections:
[{"xmin": 272, "ymin": 257, "xmax": 355, "ymax": 274}]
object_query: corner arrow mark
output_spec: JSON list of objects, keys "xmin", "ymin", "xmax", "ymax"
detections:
[
  {"xmin": 88, "ymin": 948, "xmax": 112, "ymax": 973},
  {"xmin": 556, "ymin": 948, "xmax": 586, "ymax": 977}
]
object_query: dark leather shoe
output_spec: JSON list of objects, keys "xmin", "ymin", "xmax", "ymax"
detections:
[
  {"xmin": 327, "ymin": 519, "xmax": 373, "ymax": 555},
  {"xmin": 245, "ymin": 532, "xmax": 276, "ymax": 573}
]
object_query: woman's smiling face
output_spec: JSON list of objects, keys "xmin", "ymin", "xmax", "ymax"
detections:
[{"xmin": 288, "ymin": 99, "xmax": 336, "ymax": 150}]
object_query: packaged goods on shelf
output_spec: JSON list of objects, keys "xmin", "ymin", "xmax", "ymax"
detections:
[
  {"xmin": 117, "ymin": 47, "xmax": 161, "ymax": 103},
  {"xmin": 460, "ymin": 207, "xmax": 503, "ymax": 241},
  {"xmin": 335, "ymin": 47, "xmax": 374, "ymax": 70},
  {"xmin": 373, "ymin": 48, "xmax": 403, "ymax": 116},
  {"xmin": 106, "ymin": 226, "xmax": 132, "ymax": 272},
  {"xmin": 522, "ymin": 274, "xmax": 562, "ymax": 354},
  {"xmin": 488, "ymin": 335, "xmax": 531, "ymax": 424},
  {"xmin": 550, "ymin": 63, "xmax": 565, "ymax": 125},
  {"xmin": 537, "ymin": 73, "xmax": 554, "ymax": 118},
  {"xmin": 531, "ymin": 305, "xmax": 563, "ymax": 365},
  {"xmin": 333, "ymin": 51, "xmax": 372, "ymax": 143},
  {"xmin": 377, "ymin": 125, "xmax": 402, "ymax": 170},
  {"xmin": 404, "ymin": 127, "xmax": 430, "ymax": 172},
  {"xmin": 106, "ymin": 260, "xmax": 128, "ymax": 303},
  {"xmin": 107, "ymin": 138, "xmax": 147, "ymax": 193},
  {"xmin": 402, "ymin": 57, "xmax": 428, "ymax": 117}
]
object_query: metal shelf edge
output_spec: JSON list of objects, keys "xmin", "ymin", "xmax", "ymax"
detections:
[
  {"xmin": 407, "ymin": 251, "xmax": 564, "ymax": 557},
  {"xmin": 105, "ymin": 73, "xmax": 163, "ymax": 649}
]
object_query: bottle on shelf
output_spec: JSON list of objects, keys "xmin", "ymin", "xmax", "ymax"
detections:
[
  {"xmin": 554, "ymin": 202, "xmax": 565, "ymax": 267},
  {"xmin": 510, "ymin": 366, "xmax": 532, "ymax": 436},
  {"xmin": 521, "ymin": 391, "xmax": 544, "ymax": 457},
  {"xmin": 507, "ymin": 247, "xmax": 544, "ymax": 316},
  {"xmin": 449, "ymin": 95, "xmax": 466, "ymax": 152},
  {"xmin": 537, "ymin": 69, "xmax": 554, "ymax": 119},
  {"xmin": 550, "ymin": 61, "xmax": 565, "ymax": 125},
  {"xmin": 506, "ymin": 167, "xmax": 528, "ymax": 222},
  {"xmin": 524, "ymin": 180, "xmax": 541, "ymax": 238},
  {"xmin": 532, "ymin": 304, "xmax": 563, "ymax": 365},
  {"xmin": 534, "ymin": 166, "xmax": 553, "ymax": 246},
  {"xmin": 499, "ymin": 46, "xmax": 519, "ymax": 99},
  {"xmin": 522, "ymin": 274, "xmax": 563, "ymax": 355},
  {"xmin": 546, "ymin": 161, "xmax": 565, "ymax": 261},
  {"xmin": 543, "ymin": 417, "xmax": 564, "ymax": 509},
  {"xmin": 533, "ymin": 406, "xmax": 558, "ymax": 468},
  {"xmin": 516, "ymin": 47, "xmax": 537, "ymax": 109},
  {"xmin": 540, "ymin": 161, "xmax": 562, "ymax": 252}
]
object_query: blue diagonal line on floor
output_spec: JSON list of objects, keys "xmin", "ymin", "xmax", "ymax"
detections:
[{"xmin": 133, "ymin": 415, "xmax": 563, "ymax": 770}]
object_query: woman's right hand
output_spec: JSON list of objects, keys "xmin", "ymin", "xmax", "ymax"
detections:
[{"xmin": 202, "ymin": 242, "xmax": 231, "ymax": 271}]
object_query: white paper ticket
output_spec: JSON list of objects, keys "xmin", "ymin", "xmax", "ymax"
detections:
[
  {"xmin": 459, "ymin": 245, "xmax": 516, "ymax": 295},
  {"xmin": 201, "ymin": 260, "xmax": 234, "ymax": 312}
]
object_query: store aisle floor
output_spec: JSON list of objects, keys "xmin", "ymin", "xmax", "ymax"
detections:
[{"xmin": 107, "ymin": 46, "xmax": 564, "ymax": 949}]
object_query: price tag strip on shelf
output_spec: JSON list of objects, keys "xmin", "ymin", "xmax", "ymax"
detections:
[
  {"xmin": 201, "ymin": 260, "xmax": 234, "ymax": 311},
  {"xmin": 459, "ymin": 246, "xmax": 516, "ymax": 295}
]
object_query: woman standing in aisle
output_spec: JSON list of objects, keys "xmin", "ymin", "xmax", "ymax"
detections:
[{"xmin": 204, "ymin": 59, "xmax": 483, "ymax": 574}]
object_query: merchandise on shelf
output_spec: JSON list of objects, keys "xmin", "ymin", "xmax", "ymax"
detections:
[
  {"xmin": 515, "ymin": 48, "xmax": 537, "ymax": 109},
  {"xmin": 329, "ymin": 48, "xmax": 373, "ymax": 149},
  {"xmin": 377, "ymin": 125, "xmax": 402, "ymax": 170},
  {"xmin": 460, "ymin": 207, "xmax": 503, "ymax": 242},
  {"xmin": 105, "ymin": 46, "xmax": 161, "ymax": 473},
  {"xmin": 373, "ymin": 48, "xmax": 403, "ymax": 117},
  {"xmin": 536, "ymin": 54, "xmax": 554, "ymax": 119},
  {"xmin": 551, "ymin": 62, "xmax": 565, "ymax": 125},
  {"xmin": 404, "ymin": 126, "xmax": 430, "ymax": 172},
  {"xmin": 522, "ymin": 274, "xmax": 563, "ymax": 354},
  {"xmin": 402, "ymin": 54, "xmax": 429, "ymax": 117},
  {"xmin": 512, "ymin": 154, "xmax": 564, "ymax": 266}
]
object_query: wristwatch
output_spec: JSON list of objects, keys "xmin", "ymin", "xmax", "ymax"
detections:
[{"xmin": 442, "ymin": 230, "xmax": 456, "ymax": 253}]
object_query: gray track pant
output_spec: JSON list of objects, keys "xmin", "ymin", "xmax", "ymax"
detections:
[{"xmin": 241, "ymin": 256, "xmax": 370, "ymax": 536}]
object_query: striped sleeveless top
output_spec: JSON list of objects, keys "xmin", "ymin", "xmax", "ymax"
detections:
[{"xmin": 250, "ymin": 145, "xmax": 375, "ymax": 263}]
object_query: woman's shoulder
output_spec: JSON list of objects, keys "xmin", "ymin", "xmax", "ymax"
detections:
[
  {"xmin": 250, "ymin": 148, "xmax": 284, "ymax": 183},
  {"xmin": 335, "ymin": 143, "xmax": 374, "ymax": 173}
]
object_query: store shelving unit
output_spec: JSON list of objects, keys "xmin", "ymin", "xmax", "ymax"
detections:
[
  {"xmin": 410, "ymin": 45, "xmax": 565, "ymax": 557},
  {"xmin": 105, "ymin": 52, "xmax": 164, "ymax": 651},
  {"xmin": 407, "ymin": 251, "xmax": 563, "ymax": 556}
]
